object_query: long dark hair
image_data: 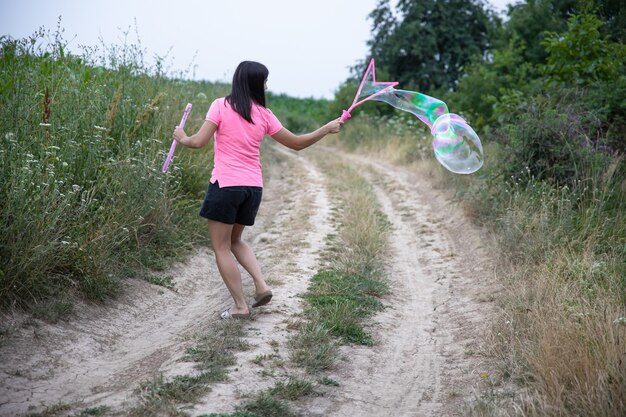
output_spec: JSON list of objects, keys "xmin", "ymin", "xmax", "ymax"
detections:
[{"xmin": 225, "ymin": 61, "xmax": 268, "ymax": 124}]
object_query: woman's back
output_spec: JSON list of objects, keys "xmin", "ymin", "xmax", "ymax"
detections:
[{"xmin": 206, "ymin": 97, "xmax": 282, "ymax": 187}]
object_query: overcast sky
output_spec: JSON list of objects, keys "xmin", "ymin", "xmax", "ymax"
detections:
[{"xmin": 1, "ymin": 0, "xmax": 514, "ymax": 99}]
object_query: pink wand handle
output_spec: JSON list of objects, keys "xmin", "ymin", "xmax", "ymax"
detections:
[{"xmin": 162, "ymin": 103, "xmax": 193, "ymax": 173}]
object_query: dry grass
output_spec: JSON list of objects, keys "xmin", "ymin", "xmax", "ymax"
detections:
[
  {"xmin": 316, "ymin": 156, "xmax": 390, "ymax": 278},
  {"xmin": 487, "ymin": 252, "xmax": 626, "ymax": 417}
]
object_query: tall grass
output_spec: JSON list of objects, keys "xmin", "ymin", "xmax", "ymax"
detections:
[
  {"xmin": 0, "ymin": 27, "xmax": 218, "ymax": 313},
  {"xmin": 0, "ymin": 26, "xmax": 331, "ymax": 315},
  {"xmin": 455, "ymin": 156, "xmax": 626, "ymax": 417}
]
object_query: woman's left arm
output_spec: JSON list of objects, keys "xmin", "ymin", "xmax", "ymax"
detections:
[{"xmin": 173, "ymin": 121, "xmax": 217, "ymax": 149}]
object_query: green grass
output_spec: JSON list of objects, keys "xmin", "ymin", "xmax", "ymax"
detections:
[
  {"xmin": 268, "ymin": 377, "xmax": 316, "ymax": 400},
  {"xmin": 144, "ymin": 274, "xmax": 176, "ymax": 290},
  {"xmin": 317, "ymin": 376, "xmax": 339, "ymax": 386},
  {"xmin": 206, "ymin": 391, "xmax": 294, "ymax": 417},
  {"xmin": 288, "ymin": 321, "xmax": 338, "ymax": 373},
  {"xmin": 26, "ymin": 403, "xmax": 71, "ymax": 417},
  {"xmin": 0, "ymin": 29, "xmax": 216, "ymax": 312},
  {"xmin": 200, "ymin": 378, "xmax": 315, "ymax": 417},
  {"xmin": 304, "ymin": 270, "xmax": 387, "ymax": 345}
]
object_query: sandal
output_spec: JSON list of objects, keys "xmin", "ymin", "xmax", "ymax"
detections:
[
  {"xmin": 251, "ymin": 290, "xmax": 273, "ymax": 308},
  {"xmin": 220, "ymin": 309, "xmax": 251, "ymax": 320}
]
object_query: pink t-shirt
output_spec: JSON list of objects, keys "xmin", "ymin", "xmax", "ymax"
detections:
[{"xmin": 205, "ymin": 97, "xmax": 283, "ymax": 187}]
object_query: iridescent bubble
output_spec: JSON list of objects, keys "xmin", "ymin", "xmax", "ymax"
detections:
[{"xmin": 430, "ymin": 114, "xmax": 483, "ymax": 174}]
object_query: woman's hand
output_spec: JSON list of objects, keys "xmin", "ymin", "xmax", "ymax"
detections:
[
  {"xmin": 173, "ymin": 126, "xmax": 188, "ymax": 145},
  {"xmin": 324, "ymin": 118, "xmax": 344, "ymax": 134}
]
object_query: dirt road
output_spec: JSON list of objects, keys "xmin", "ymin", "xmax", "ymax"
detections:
[{"xmin": 0, "ymin": 145, "xmax": 494, "ymax": 416}]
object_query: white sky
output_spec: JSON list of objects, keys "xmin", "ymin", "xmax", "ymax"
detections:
[{"xmin": 1, "ymin": 0, "xmax": 514, "ymax": 99}]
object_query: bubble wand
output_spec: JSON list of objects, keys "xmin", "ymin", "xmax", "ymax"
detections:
[
  {"xmin": 162, "ymin": 103, "xmax": 192, "ymax": 173},
  {"xmin": 340, "ymin": 59, "xmax": 483, "ymax": 174},
  {"xmin": 339, "ymin": 59, "xmax": 398, "ymax": 122}
]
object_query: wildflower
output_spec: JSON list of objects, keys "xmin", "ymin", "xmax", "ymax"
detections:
[
  {"xmin": 5, "ymin": 132, "xmax": 15, "ymax": 140},
  {"xmin": 613, "ymin": 317, "xmax": 626, "ymax": 326},
  {"xmin": 62, "ymin": 162, "xmax": 69, "ymax": 167},
  {"xmin": 61, "ymin": 240, "xmax": 71, "ymax": 245},
  {"xmin": 94, "ymin": 125, "xmax": 107, "ymax": 131},
  {"xmin": 72, "ymin": 184, "xmax": 82, "ymax": 192}
]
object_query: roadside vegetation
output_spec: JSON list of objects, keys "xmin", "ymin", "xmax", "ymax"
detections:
[
  {"xmin": 329, "ymin": 1, "xmax": 625, "ymax": 416},
  {"xmin": 1, "ymin": 23, "xmax": 386, "ymax": 417}
]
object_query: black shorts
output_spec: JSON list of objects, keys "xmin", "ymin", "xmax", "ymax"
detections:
[{"xmin": 199, "ymin": 180, "xmax": 263, "ymax": 226}]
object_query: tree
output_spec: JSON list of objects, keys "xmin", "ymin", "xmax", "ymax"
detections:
[
  {"xmin": 542, "ymin": 13, "xmax": 626, "ymax": 85},
  {"xmin": 502, "ymin": 0, "xmax": 578, "ymax": 65},
  {"xmin": 365, "ymin": 0, "xmax": 497, "ymax": 92}
]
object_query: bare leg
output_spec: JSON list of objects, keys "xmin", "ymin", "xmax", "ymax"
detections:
[
  {"xmin": 230, "ymin": 223, "xmax": 272, "ymax": 295},
  {"xmin": 207, "ymin": 220, "xmax": 249, "ymax": 315}
]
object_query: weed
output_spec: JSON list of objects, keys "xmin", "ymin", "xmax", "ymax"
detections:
[
  {"xmin": 237, "ymin": 391, "xmax": 295, "ymax": 417},
  {"xmin": 289, "ymin": 321, "xmax": 338, "ymax": 373},
  {"xmin": 269, "ymin": 377, "xmax": 315, "ymax": 400},
  {"xmin": 144, "ymin": 274, "xmax": 176, "ymax": 290},
  {"xmin": 26, "ymin": 403, "xmax": 71, "ymax": 417},
  {"xmin": 129, "ymin": 321, "xmax": 248, "ymax": 415},
  {"xmin": 74, "ymin": 405, "xmax": 110, "ymax": 416},
  {"xmin": 317, "ymin": 376, "xmax": 339, "ymax": 386},
  {"xmin": 305, "ymin": 270, "xmax": 386, "ymax": 345}
]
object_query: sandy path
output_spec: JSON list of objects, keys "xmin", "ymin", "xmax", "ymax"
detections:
[
  {"xmin": 0, "ymin": 249, "xmax": 224, "ymax": 415},
  {"xmin": 303, "ymin": 152, "xmax": 494, "ymax": 416}
]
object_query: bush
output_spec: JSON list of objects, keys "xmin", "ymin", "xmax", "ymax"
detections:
[
  {"xmin": 494, "ymin": 91, "xmax": 612, "ymax": 186},
  {"xmin": 0, "ymin": 29, "xmax": 213, "ymax": 310}
]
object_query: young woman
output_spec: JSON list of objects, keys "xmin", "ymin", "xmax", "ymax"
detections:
[{"xmin": 173, "ymin": 61, "xmax": 343, "ymax": 319}]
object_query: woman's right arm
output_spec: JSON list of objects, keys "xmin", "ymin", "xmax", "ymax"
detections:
[
  {"xmin": 271, "ymin": 118, "xmax": 343, "ymax": 151},
  {"xmin": 173, "ymin": 121, "xmax": 217, "ymax": 149}
]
